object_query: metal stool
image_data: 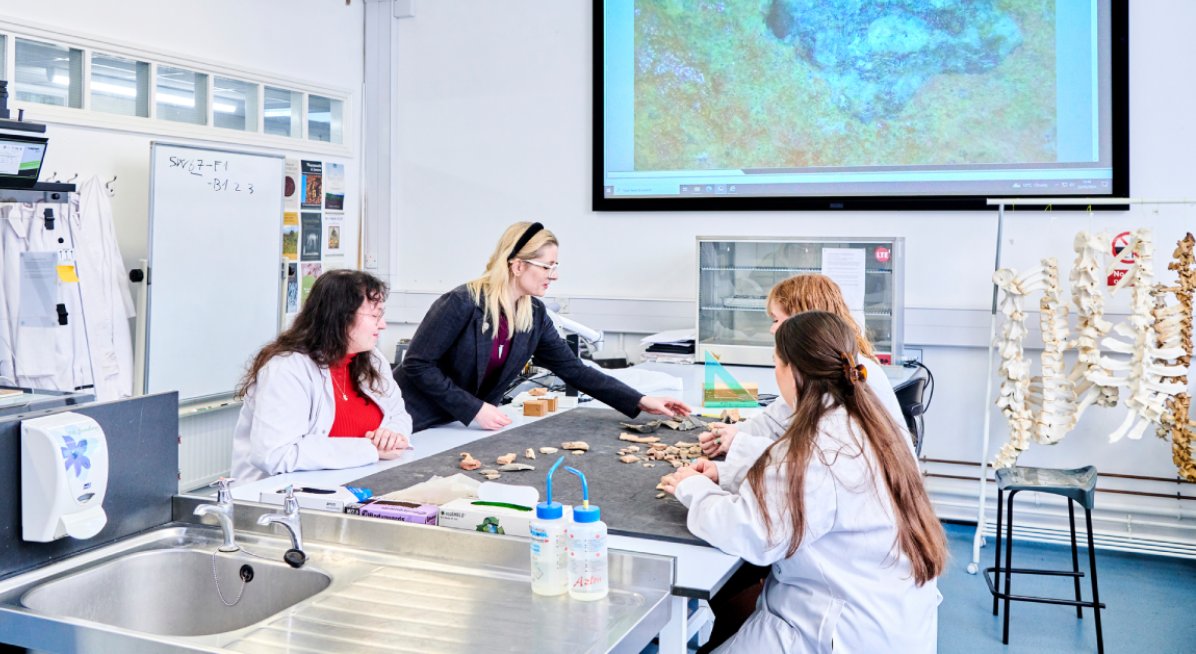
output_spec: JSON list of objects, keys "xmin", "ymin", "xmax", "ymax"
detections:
[{"xmin": 984, "ymin": 465, "xmax": 1105, "ymax": 653}]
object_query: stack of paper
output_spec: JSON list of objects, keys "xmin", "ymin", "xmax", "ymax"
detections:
[{"xmin": 641, "ymin": 329, "xmax": 695, "ymax": 364}]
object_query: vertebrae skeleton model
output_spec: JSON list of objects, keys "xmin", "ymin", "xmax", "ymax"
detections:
[
  {"xmin": 991, "ymin": 229, "xmax": 1196, "ymax": 472},
  {"xmin": 1100, "ymin": 230, "xmax": 1188, "ymax": 443},
  {"xmin": 1157, "ymin": 233, "xmax": 1196, "ymax": 480},
  {"xmin": 992, "ymin": 258, "xmax": 1065, "ymax": 468},
  {"xmin": 1069, "ymin": 232, "xmax": 1119, "ymax": 419}
]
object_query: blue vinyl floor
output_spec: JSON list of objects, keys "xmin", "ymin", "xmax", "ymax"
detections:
[{"xmin": 938, "ymin": 522, "xmax": 1196, "ymax": 653}]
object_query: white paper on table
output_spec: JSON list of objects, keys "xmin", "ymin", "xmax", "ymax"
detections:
[
  {"xmin": 820, "ymin": 248, "xmax": 867, "ymax": 329},
  {"xmin": 641, "ymin": 328, "xmax": 696, "ymax": 345},
  {"xmin": 19, "ymin": 251, "xmax": 58, "ymax": 327}
]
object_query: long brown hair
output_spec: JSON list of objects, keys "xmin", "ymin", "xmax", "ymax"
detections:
[
  {"xmin": 236, "ymin": 269, "xmax": 389, "ymax": 399},
  {"xmin": 746, "ymin": 311, "xmax": 946, "ymax": 585},
  {"xmin": 767, "ymin": 274, "xmax": 877, "ymax": 362},
  {"xmin": 467, "ymin": 221, "xmax": 558, "ymax": 336}
]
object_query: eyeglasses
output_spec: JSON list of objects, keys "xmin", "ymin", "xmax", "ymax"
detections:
[
  {"xmin": 356, "ymin": 310, "xmax": 386, "ymax": 322},
  {"xmin": 521, "ymin": 259, "xmax": 559, "ymax": 273}
]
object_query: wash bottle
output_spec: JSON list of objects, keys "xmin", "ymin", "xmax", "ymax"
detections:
[
  {"xmin": 564, "ymin": 466, "xmax": 608, "ymax": 601},
  {"xmin": 530, "ymin": 456, "xmax": 568, "ymax": 596}
]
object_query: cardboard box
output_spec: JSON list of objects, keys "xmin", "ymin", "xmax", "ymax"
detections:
[
  {"xmin": 523, "ymin": 399, "xmax": 547, "ymax": 416},
  {"xmin": 351, "ymin": 499, "xmax": 438, "ymax": 525},
  {"xmin": 544, "ymin": 396, "xmax": 558, "ymax": 412},
  {"xmin": 259, "ymin": 486, "xmax": 359, "ymax": 513},
  {"xmin": 438, "ymin": 497, "xmax": 570, "ymax": 537}
]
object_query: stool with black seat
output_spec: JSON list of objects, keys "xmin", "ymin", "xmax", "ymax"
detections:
[{"xmin": 984, "ymin": 465, "xmax": 1105, "ymax": 653}]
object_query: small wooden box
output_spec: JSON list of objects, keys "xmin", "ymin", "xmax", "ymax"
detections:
[
  {"xmin": 544, "ymin": 396, "xmax": 558, "ymax": 412},
  {"xmin": 523, "ymin": 399, "xmax": 547, "ymax": 416}
]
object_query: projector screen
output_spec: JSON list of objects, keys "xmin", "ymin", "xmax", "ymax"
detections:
[{"xmin": 594, "ymin": 0, "xmax": 1128, "ymax": 211}]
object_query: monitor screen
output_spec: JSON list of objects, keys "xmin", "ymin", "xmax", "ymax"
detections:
[
  {"xmin": 594, "ymin": 0, "xmax": 1128, "ymax": 211},
  {"xmin": 0, "ymin": 133, "xmax": 48, "ymax": 188}
]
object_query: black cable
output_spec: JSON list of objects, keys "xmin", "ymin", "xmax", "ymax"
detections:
[{"xmin": 903, "ymin": 359, "xmax": 935, "ymax": 411}]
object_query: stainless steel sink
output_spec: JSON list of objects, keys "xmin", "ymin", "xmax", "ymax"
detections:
[
  {"xmin": 0, "ymin": 497, "xmax": 675, "ymax": 653},
  {"xmin": 21, "ymin": 548, "xmax": 330, "ymax": 636}
]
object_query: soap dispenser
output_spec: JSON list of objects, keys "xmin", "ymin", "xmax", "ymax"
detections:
[{"xmin": 21, "ymin": 412, "xmax": 109, "ymax": 542}]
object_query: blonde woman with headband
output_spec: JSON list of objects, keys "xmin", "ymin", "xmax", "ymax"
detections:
[{"xmin": 396, "ymin": 221, "xmax": 691, "ymax": 432}]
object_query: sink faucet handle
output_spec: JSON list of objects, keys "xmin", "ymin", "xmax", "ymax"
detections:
[
  {"xmin": 210, "ymin": 477, "xmax": 236, "ymax": 504},
  {"xmin": 283, "ymin": 485, "xmax": 301, "ymax": 515}
]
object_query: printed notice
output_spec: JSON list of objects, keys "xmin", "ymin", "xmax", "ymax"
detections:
[
  {"xmin": 820, "ymin": 248, "xmax": 867, "ymax": 331},
  {"xmin": 19, "ymin": 251, "xmax": 58, "ymax": 327}
]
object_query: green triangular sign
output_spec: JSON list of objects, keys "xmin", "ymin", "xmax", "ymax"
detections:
[{"xmin": 703, "ymin": 351, "xmax": 758, "ymax": 408}]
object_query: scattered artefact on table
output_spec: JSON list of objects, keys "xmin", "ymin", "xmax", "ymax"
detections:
[
  {"xmin": 459, "ymin": 453, "xmax": 481, "ymax": 471},
  {"xmin": 496, "ymin": 453, "xmax": 517, "ymax": 465},
  {"xmin": 619, "ymin": 432, "xmax": 659, "ymax": 444},
  {"xmin": 561, "ymin": 441, "xmax": 589, "ymax": 452},
  {"xmin": 499, "ymin": 463, "xmax": 536, "ymax": 472},
  {"xmin": 539, "ymin": 446, "xmax": 558, "ymax": 454},
  {"xmin": 524, "ymin": 448, "xmax": 537, "ymax": 460},
  {"xmin": 528, "ymin": 387, "xmax": 548, "ymax": 397}
]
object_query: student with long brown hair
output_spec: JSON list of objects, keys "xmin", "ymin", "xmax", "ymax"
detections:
[
  {"xmin": 230, "ymin": 270, "xmax": 412, "ymax": 483},
  {"xmin": 663, "ymin": 311, "xmax": 946, "ymax": 652}
]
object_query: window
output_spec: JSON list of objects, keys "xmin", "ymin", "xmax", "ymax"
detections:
[
  {"xmin": 91, "ymin": 53, "xmax": 149, "ymax": 117},
  {"xmin": 213, "ymin": 76, "xmax": 258, "ymax": 131},
  {"xmin": 307, "ymin": 94, "xmax": 343, "ymax": 144},
  {"xmin": 156, "ymin": 65, "xmax": 208, "ymax": 125},
  {"xmin": 15, "ymin": 38, "xmax": 83, "ymax": 108},
  {"xmin": 263, "ymin": 86, "xmax": 301, "ymax": 137}
]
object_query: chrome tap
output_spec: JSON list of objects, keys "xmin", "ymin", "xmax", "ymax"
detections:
[
  {"xmin": 257, "ymin": 485, "xmax": 306, "ymax": 567},
  {"xmin": 194, "ymin": 477, "xmax": 239, "ymax": 552}
]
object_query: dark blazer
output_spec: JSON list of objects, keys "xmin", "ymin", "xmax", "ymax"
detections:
[{"xmin": 395, "ymin": 285, "xmax": 643, "ymax": 432}]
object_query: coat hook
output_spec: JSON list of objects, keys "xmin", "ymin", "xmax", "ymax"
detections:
[
  {"xmin": 66, "ymin": 173, "xmax": 78, "ymax": 183},
  {"xmin": 46, "ymin": 171, "xmax": 59, "ymax": 182},
  {"xmin": 105, "ymin": 175, "xmax": 117, "ymax": 196}
]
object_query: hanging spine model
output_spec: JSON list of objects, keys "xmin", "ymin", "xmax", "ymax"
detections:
[
  {"xmin": 1068, "ymin": 231, "xmax": 1118, "ymax": 420},
  {"xmin": 1157, "ymin": 233, "xmax": 1196, "ymax": 480},
  {"xmin": 992, "ymin": 259, "xmax": 1059, "ymax": 468},
  {"xmin": 1102, "ymin": 230, "xmax": 1188, "ymax": 442},
  {"xmin": 1028, "ymin": 258, "xmax": 1075, "ymax": 445}
]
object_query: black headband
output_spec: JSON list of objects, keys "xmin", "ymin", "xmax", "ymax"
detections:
[{"xmin": 508, "ymin": 222, "xmax": 544, "ymax": 261}]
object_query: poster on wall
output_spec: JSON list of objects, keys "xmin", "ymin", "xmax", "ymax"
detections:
[
  {"xmin": 284, "ymin": 159, "xmax": 301, "ymax": 212},
  {"xmin": 325, "ymin": 223, "xmax": 343, "ymax": 255},
  {"xmin": 300, "ymin": 212, "xmax": 322, "ymax": 261},
  {"xmin": 282, "ymin": 212, "xmax": 299, "ymax": 262},
  {"xmin": 285, "ymin": 263, "xmax": 299, "ymax": 314},
  {"xmin": 301, "ymin": 262, "xmax": 322, "ymax": 305},
  {"xmin": 301, "ymin": 160, "xmax": 323, "ymax": 209},
  {"xmin": 325, "ymin": 162, "xmax": 345, "ymax": 211}
]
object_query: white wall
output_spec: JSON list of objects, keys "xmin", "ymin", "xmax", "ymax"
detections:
[
  {"xmin": 389, "ymin": 1, "xmax": 1196, "ymax": 550},
  {"xmin": 0, "ymin": 0, "xmax": 365, "ymax": 278}
]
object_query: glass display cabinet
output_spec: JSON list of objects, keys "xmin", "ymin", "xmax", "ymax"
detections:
[{"xmin": 696, "ymin": 236, "xmax": 905, "ymax": 366}]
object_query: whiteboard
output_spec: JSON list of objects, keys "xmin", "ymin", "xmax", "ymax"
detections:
[{"xmin": 145, "ymin": 142, "xmax": 284, "ymax": 402}]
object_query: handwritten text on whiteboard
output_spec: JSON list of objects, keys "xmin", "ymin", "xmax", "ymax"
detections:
[{"xmin": 167, "ymin": 156, "xmax": 256, "ymax": 194}]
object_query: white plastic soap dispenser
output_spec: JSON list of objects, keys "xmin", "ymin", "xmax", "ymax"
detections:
[{"xmin": 21, "ymin": 412, "xmax": 109, "ymax": 542}]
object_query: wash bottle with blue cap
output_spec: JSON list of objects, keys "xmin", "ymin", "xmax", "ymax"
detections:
[
  {"xmin": 530, "ymin": 456, "xmax": 568, "ymax": 596},
  {"xmin": 564, "ymin": 466, "xmax": 608, "ymax": 601}
]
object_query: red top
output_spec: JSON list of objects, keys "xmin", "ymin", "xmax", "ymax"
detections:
[
  {"xmin": 328, "ymin": 355, "xmax": 384, "ymax": 437},
  {"xmin": 480, "ymin": 314, "xmax": 511, "ymax": 394}
]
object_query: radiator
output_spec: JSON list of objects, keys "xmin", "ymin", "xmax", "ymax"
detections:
[{"xmin": 178, "ymin": 405, "xmax": 240, "ymax": 492}]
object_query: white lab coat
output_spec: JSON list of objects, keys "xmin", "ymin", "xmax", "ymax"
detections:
[
  {"xmin": 720, "ymin": 357, "xmax": 914, "ymax": 491},
  {"xmin": 70, "ymin": 177, "xmax": 136, "ymax": 401},
  {"xmin": 675, "ymin": 407, "xmax": 941, "ymax": 653},
  {"xmin": 0, "ymin": 201, "xmax": 90, "ymax": 391},
  {"xmin": 230, "ymin": 349, "xmax": 413, "ymax": 483}
]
